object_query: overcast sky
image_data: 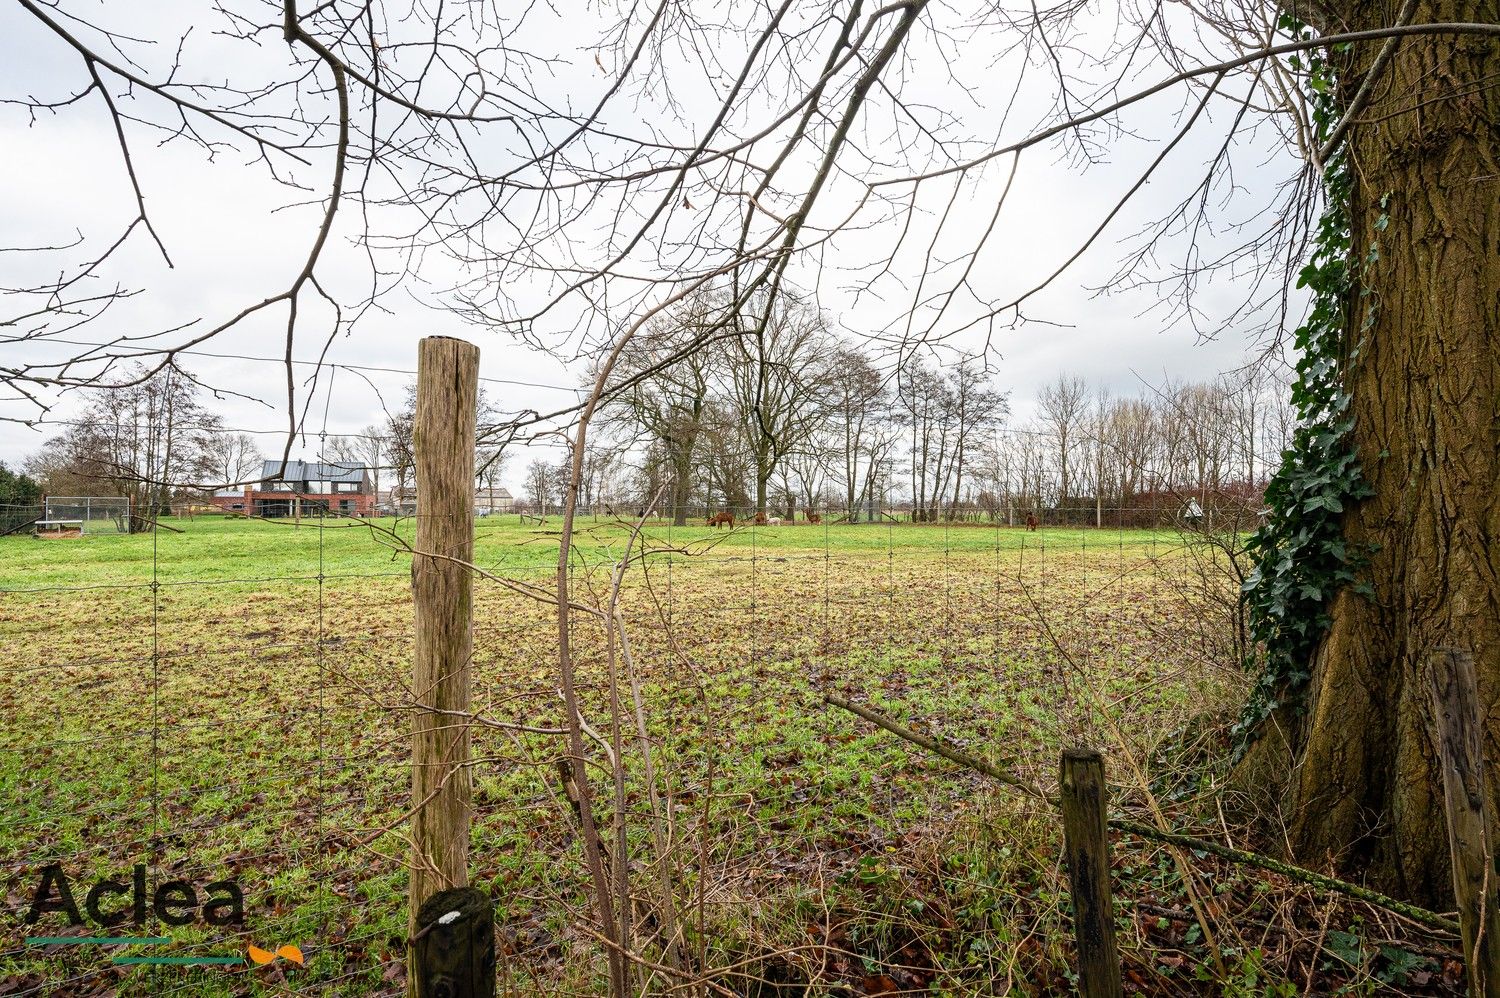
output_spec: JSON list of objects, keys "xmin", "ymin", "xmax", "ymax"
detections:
[{"xmin": 0, "ymin": 1, "xmax": 1304, "ymax": 489}]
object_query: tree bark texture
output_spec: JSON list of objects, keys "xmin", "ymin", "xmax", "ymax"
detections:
[{"xmin": 1274, "ymin": 2, "xmax": 1500, "ymax": 906}]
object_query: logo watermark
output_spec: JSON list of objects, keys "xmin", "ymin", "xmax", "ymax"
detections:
[{"xmin": 19, "ymin": 863, "xmax": 298, "ymax": 970}]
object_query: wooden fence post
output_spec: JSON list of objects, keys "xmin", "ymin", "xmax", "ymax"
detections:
[
  {"xmin": 1429, "ymin": 647, "xmax": 1500, "ymax": 998},
  {"xmin": 411, "ymin": 886, "xmax": 496, "ymax": 998},
  {"xmin": 409, "ymin": 337, "xmax": 480, "ymax": 964},
  {"xmin": 1060, "ymin": 747, "xmax": 1124, "ymax": 998}
]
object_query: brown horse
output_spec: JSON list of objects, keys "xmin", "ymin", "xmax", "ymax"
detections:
[
  {"xmin": 1025, "ymin": 513, "xmax": 1039, "ymax": 532},
  {"xmin": 752, "ymin": 511, "xmax": 768, "ymax": 526},
  {"xmin": 804, "ymin": 510, "xmax": 823, "ymax": 525},
  {"xmin": 707, "ymin": 512, "xmax": 735, "ymax": 529}
]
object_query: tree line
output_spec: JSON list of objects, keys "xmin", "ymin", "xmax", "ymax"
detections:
[
  {"xmin": 19, "ymin": 332, "xmax": 1293, "ymax": 529},
  {"xmin": 517, "ymin": 290, "xmax": 1296, "ymax": 526}
]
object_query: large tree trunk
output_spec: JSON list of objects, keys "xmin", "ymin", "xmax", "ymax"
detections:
[
  {"xmin": 1263, "ymin": 6, "xmax": 1500, "ymax": 907},
  {"xmin": 670, "ymin": 448, "xmax": 693, "ymax": 526}
]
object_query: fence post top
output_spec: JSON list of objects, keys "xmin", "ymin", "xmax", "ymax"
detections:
[
  {"xmin": 1062, "ymin": 747, "xmax": 1104, "ymax": 764},
  {"xmin": 419, "ymin": 334, "xmax": 478, "ymax": 349},
  {"xmin": 415, "ymin": 885, "xmax": 491, "ymax": 927}
]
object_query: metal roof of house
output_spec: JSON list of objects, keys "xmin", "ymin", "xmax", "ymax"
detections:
[{"xmin": 261, "ymin": 460, "xmax": 367, "ymax": 484}]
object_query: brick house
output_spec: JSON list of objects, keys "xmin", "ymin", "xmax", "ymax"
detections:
[{"xmin": 211, "ymin": 460, "xmax": 376, "ymax": 518}]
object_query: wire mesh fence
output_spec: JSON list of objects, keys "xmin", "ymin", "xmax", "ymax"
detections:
[
  {"xmin": 0, "ymin": 502, "xmax": 1242, "ymax": 995},
  {"xmin": 39, "ymin": 497, "xmax": 132, "ymax": 533},
  {"xmin": 0, "ymin": 506, "xmax": 44, "ymax": 539}
]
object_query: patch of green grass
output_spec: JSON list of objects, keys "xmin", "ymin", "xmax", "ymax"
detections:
[
  {"xmin": 0, "ymin": 515, "xmax": 1228, "ymax": 995},
  {"xmin": 0, "ymin": 513, "xmax": 1181, "ymax": 589}
]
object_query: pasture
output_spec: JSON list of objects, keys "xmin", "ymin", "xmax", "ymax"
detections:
[{"xmin": 0, "ymin": 516, "xmax": 1279, "ymax": 995}]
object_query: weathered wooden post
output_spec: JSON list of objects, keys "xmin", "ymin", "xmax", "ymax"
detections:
[
  {"xmin": 1429, "ymin": 647, "xmax": 1500, "ymax": 998},
  {"xmin": 1060, "ymin": 748, "xmax": 1123, "ymax": 998},
  {"xmin": 409, "ymin": 337, "xmax": 480, "ymax": 981},
  {"xmin": 411, "ymin": 887, "xmax": 496, "ymax": 998}
]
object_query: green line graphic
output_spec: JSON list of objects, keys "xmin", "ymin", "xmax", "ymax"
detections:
[
  {"xmin": 112, "ymin": 956, "xmax": 246, "ymax": 966},
  {"xmin": 25, "ymin": 934, "xmax": 245, "ymax": 968},
  {"xmin": 25, "ymin": 936, "xmax": 172, "ymax": 946}
]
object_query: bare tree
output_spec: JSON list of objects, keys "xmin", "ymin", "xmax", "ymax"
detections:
[
  {"xmin": 475, "ymin": 444, "xmax": 508, "ymax": 509},
  {"xmin": 699, "ymin": 400, "xmax": 754, "ymax": 513},
  {"xmin": 38, "ymin": 365, "xmax": 217, "ymax": 528},
  {"xmin": 1105, "ymin": 398, "xmax": 1159, "ymax": 509},
  {"xmin": 1010, "ymin": 427, "xmax": 1050, "ymax": 515},
  {"xmin": 606, "ymin": 292, "xmax": 724, "ymax": 524},
  {"xmin": 1223, "ymin": 361, "xmax": 1293, "ymax": 487},
  {"xmin": 523, "ymin": 458, "xmax": 566, "ymax": 519},
  {"xmin": 779, "ymin": 439, "xmax": 832, "ymax": 518},
  {"xmin": 726, "ymin": 290, "xmax": 835, "ymax": 518},
  {"xmin": 944, "ymin": 356, "xmax": 1008, "ymax": 519},
  {"xmin": 1037, "ymin": 374, "xmax": 1088, "ymax": 512},
  {"xmin": 578, "ymin": 441, "xmax": 626, "ymax": 515},
  {"xmin": 202, "ymin": 432, "xmax": 264, "ymax": 488},
  {"xmin": 354, "ymin": 425, "xmax": 391, "ymax": 503},
  {"xmin": 1086, "ymin": 387, "xmax": 1112, "ymax": 527},
  {"xmin": 1160, "ymin": 379, "xmax": 1236, "ymax": 502},
  {"xmin": 385, "ymin": 391, "xmax": 417, "ymax": 511},
  {"xmin": 24, "ymin": 449, "xmax": 112, "ymax": 498},
  {"xmin": 898, "ymin": 360, "xmax": 953, "ymax": 522},
  {"xmin": 826, "ymin": 343, "xmax": 896, "ymax": 521},
  {"xmin": 1258, "ymin": 367, "xmax": 1297, "ymax": 481}
]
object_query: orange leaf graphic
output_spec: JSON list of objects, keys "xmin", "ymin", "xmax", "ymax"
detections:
[
  {"xmin": 276, "ymin": 945, "xmax": 305, "ymax": 965},
  {"xmin": 247, "ymin": 944, "xmax": 276, "ymax": 965}
]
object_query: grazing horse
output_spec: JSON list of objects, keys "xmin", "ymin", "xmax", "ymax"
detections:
[
  {"xmin": 767, "ymin": 516, "xmax": 783, "ymax": 526},
  {"xmin": 707, "ymin": 512, "xmax": 735, "ymax": 529},
  {"xmin": 804, "ymin": 510, "xmax": 822, "ymax": 525},
  {"xmin": 752, "ymin": 511, "xmax": 768, "ymax": 526},
  {"xmin": 1025, "ymin": 513, "xmax": 1039, "ymax": 532}
]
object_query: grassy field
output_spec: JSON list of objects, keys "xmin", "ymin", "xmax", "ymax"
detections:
[{"xmin": 0, "ymin": 515, "xmax": 1437, "ymax": 996}]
